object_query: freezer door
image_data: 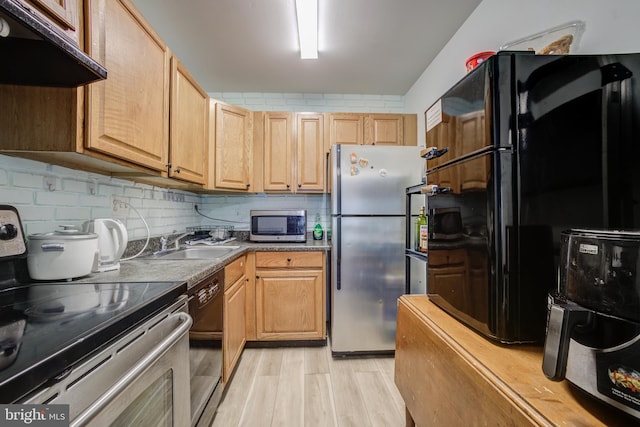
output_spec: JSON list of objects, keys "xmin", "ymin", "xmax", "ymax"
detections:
[
  {"xmin": 331, "ymin": 216, "xmax": 405, "ymax": 353},
  {"xmin": 332, "ymin": 145, "xmax": 423, "ymax": 216}
]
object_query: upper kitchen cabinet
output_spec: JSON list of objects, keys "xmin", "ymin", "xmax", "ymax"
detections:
[
  {"xmin": 169, "ymin": 57, "xmax": 209, "ymax": 185},
  {"xmin": 328, "ymin": 113, "xmax": 364, "ymax": 146},
  {"xmin": 85, "ymin": 0, "xmax": 170, "ymax": 174},
  {"xmin": 18, "ymin": 0, "xmax": 79, "ymax": 42},
  {"xmin": 365, "ymin": 114, "xmax": 417, "ymax": 146},
  {"xmin": 0, "ymin": 0, "xmax": 208, "ymax": 189},
  {"xmin": 262, "ymin": 112, "xmax": 293, "ymax": 192},
  {"xmin": 260, "ymin": 112, "xmax": 325, "ymax": 193},
  {"xmin": 209, "ymin": 101, "xmax": 254, "ymax": 192},
  {"xmin": 295, "ymin": 113, "xmax": 325, "ymax": 192},
  {"xmin": 328, "ymin": 113, "xmax": 417, "ymax": 146}
]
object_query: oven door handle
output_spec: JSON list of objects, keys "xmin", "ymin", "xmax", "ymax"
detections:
[{"xmin": 70, "ymin": 312, "xmax": 192, "ymax": 427}]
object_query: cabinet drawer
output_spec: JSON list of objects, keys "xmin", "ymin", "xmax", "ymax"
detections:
[
  {"xmin": 256, "ymin": 251, "xmax": 323, "ymax": 268},
  {"xmin": 225, "ymin": 255, "xmax": 246, "ymax": 288}
]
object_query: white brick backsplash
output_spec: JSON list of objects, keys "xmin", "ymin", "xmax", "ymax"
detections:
[
  {"xmin": 207, "ymin": 91, "xmax": 406, "ymax": 113},
  {"xmin": 12, "ymin": 172, "xmax": 46, "ymax": 189}
]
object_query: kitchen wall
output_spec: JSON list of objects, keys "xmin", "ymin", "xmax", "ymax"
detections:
[
  {"xmin": 207, "ymin": 92, "xmax": 405, "ymax": 113},
  {"xmin": 404, "ymin": 0, "xmax": 640, "ymax": 145}
]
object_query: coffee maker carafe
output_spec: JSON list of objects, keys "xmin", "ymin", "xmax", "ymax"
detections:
[{"xmin": 543, "ymin": 229, "xmax": 640, "ymax": 420}]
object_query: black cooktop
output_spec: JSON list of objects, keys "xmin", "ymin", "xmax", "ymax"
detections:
[{"xmin": 0, "ymin": 280, "xmax": 186, "ymax": 403}]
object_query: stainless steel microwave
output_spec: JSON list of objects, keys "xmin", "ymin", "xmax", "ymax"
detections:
[{"xmin": 250, "ymin": 210, "xmax": 307, "ymax": 242}]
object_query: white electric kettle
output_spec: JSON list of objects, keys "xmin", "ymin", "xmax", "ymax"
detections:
[{"xmin": 83, "ymin": 218, "xmax": 128, "ymax": 272}]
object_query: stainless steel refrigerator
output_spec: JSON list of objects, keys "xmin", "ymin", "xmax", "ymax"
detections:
[{"xmin": 330, "ymin": 144, "xmax": 425, "ymax": 356}]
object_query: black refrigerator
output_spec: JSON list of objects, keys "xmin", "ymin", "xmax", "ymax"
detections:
[{"xmin": 424, "ymin": 51, "xmax": 640, "ymax": 343}]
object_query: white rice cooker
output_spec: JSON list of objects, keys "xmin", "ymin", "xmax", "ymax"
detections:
[{"xmin": 27, "ymin": 226, "xmax": 99, "ymax": 281}]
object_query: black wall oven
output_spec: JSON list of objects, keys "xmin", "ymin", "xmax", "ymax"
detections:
[{"xmin": 425, "ymin": 51, "xmax": 640, "ymax": 343}]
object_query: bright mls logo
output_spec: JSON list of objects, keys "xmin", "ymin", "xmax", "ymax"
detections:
[{"xmin": 0, "ymin": 405, "xmax": 69, "ymax": 426}]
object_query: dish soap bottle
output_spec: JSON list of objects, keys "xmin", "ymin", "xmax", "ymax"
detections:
[
  {"xmin": 415, "ymin": 206, "xmax": 428, "ymax": 251},
  {"xmin": 313, "ymin": 214, "xmax": 324, "ymax": 241}
]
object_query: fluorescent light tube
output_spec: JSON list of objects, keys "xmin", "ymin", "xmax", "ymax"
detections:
[{"xmin": 295, "ymin": 0, "xmax": 318, "ymax": 59}]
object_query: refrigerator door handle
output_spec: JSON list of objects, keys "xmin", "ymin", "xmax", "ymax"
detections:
[{"xmin": 336, "ymin": 217, "xmax": 341, "ymax": 290}]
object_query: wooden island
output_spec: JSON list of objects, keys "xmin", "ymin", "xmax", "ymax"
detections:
[{"xmin": 394, "ymin": 295, "xmax": 635, "ymax": 426}]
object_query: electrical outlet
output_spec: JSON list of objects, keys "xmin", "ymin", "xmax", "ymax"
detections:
[{"xmin": 111, "ymin": 195, "xmax": 130, "ymax": 217}]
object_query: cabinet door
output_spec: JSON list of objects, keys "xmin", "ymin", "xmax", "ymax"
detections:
[
  {"xmin": 295, "ymin": 113, "xmax": 325, "ymax": 192},
  {"xmin": 223, "ymin": 276, "xmax": 246, "ymax": 383},
  {"xmin": 263, "ymin": 112, "xmax": 293, "ymax": 192},
  {"xmin": 24, "ymin": 0, "xmax": 77, "ymax": 32},
  {"xmin": 169, "ymin": 57, "xmax": 208, "ymax": 184},
  {"xmin": 255, "ymin": 269, "xmax": 324, "ymax": 340},
  {"xmin": 86, "ymin": 0, "xmax": 170, "ymax": 173},
  {"xmin": 328, "ymin": 113, "xmax": 364, "ymax": 146},
  {"xmin": 212, "ymin": 102, "xmax": 253, "ymax": 191},
  {"xmin": 365, "ymin": 114, "xmax": 404, "ymax": 146}
]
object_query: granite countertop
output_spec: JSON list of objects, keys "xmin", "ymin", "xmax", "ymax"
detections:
[{"xmin": 75, "ymin": 239, "xmax": 331, "ymax": 289}]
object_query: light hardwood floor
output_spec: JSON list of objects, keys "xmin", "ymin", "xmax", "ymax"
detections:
[{"xmin": 210, "ymin": 345, "xmax": 405, "ymax": 427}]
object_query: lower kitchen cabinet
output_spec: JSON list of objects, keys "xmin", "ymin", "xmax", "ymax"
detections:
[
  {"xmin": 223, "ymin": 255, "xmax": 247, "ymax": 383},
  {"xmin": 254, "ymin": 251, "xmax": 325, "ymax": 341}
]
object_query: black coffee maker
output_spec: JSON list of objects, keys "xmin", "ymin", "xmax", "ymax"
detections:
[{"xmin": 543, "ymin": 229, "xmax": 640, "ymax": 420}]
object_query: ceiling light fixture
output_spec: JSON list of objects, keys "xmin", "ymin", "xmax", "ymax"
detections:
[{"xmin": 295, "ymin": 0, "xmax": 318, "ymax": 59}]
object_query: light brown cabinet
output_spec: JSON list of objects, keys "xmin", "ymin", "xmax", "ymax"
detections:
[
  {"xmin": 328, "ymin": 113, "xmax": 365, "ymax": 146},
  {"xmin": 365, "ymin": 114, "xmax": 403, "ymax": 145},
  {"xmin": 210, "ymin": 101, "xmax": 254, "ymax": 191},
  {"xmin": 254, "ymin": 251, "xmax": 325, "ymax": 341},
  {"xmin": 329, "ymin": 113, "xmax": 416, "ymax": 146},
  {"xmin": 295, "ymin": 113, "xmax": 326, "ymax": 192},
  {"xmin": 262, "ymin": 112, "xmax": 293, "ymax": 192},
  {"xmin": 19, "ymin": 0, "xmax": 78, "ymax": 41},
  {"xmin": 169, "ymin": 57, "xmax": 209, "ymax": 184},
  {"xmin": 85, "ymin": 0, "xmax": 170, "ymax": 174},
  {"xmin": 261, "ymin": 112, "xmax": 326, "ymax": 193},
  {"xmin": 0, "ymin": 0, "xmax": 208, "ymax": 190},
  {"xmin": 223, "ymin": 255, "xmax": 247, "ymax": 383}
]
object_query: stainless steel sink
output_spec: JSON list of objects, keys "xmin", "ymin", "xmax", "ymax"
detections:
[{"xmin": 145, "ymin": 246, "xmax": 241, "ymax": 260}]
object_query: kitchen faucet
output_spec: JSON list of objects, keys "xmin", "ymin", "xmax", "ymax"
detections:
[{"xmin": 159, "ymin": 232, "xmax": 194, "ymax": 252}]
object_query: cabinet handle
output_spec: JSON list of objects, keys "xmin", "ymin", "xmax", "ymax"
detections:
[
  {"xmin": 286, "ymin": 184, "xmax": 290, "ymax": 189},
  {"xmin": 256, "ymin": 275, "xmax": 260, "ymax": 279},
  {"xmin": 298, "ymin": 184, "xmax": 301, "ymax": 188},
  {"xmin": 287, "ymin": 258, "xmax": 291, "ymax": 263},
  {"xmin": 166, "ymin": 162, "xmax": 172, "ymax": 169},
  {"xmin": 175, "ymin": 168, "xmax": 181, "ymax": 173},
  {"xmin": 246, "ymin": 183, "xmax": 251, "ymax": 188}
]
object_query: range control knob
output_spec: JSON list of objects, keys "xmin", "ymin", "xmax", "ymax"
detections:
[{"xmin": 0, "ymin": 223, "xmax": 18, "ymax": 240}]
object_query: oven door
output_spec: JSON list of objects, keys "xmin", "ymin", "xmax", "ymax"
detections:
[{"xmin": 25, "ymin": 296, "xmax": 192, "ymax": 427}]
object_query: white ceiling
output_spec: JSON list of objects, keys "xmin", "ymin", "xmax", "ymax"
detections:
[{"xmin": 130, "ymin": 0, "xmax": 481, "ymax": 95}]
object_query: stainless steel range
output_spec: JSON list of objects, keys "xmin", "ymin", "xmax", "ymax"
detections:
[{"xmin": 0, "ymin": 205, "xmax": 190, "ymax": 425}]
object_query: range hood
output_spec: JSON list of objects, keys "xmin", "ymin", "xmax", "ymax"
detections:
[{"xmin": 0, "ymin": 0, "xmax": 106, "ymax": 87}]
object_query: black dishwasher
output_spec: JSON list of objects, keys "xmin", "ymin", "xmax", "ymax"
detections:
[{"xmin": 188, "ymin": 269, "xmax": 224, "ymax": 426}]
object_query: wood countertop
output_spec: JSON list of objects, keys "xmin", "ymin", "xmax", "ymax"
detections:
[{"xmin": 394, "ymin": 295, "xmax": 635, "ymax": 426}]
